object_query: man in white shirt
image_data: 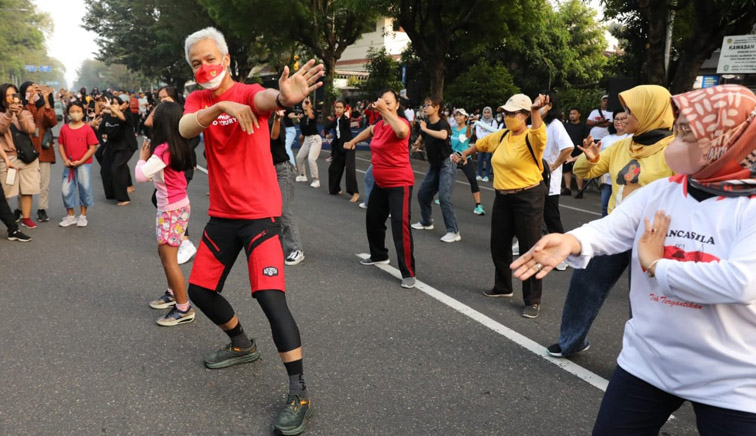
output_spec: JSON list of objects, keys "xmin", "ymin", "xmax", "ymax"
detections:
[{"xmin": 587, "ymin": 95, "xmax": 613, "ymax": 141}]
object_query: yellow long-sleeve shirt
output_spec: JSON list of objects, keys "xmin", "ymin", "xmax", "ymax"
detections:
[
  {"xmin": 475, "ymin": 124, "xmax": 546, "ymax": 191},
  {"xmin": 574, "ymin": 135, "xmax": 674, "ymax": 214}
]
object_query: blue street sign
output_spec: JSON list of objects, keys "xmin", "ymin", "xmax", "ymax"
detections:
[
  {"xmin": 39, "ymin": 65, "xmax": 52, "ymax": 72},
  {"xmin": 25, "ymin": 65, "xmax": 37, "ymax": 72},
  {"xmin": 701, "ymin": 75, "xmax": 720, "ymax": 88}
]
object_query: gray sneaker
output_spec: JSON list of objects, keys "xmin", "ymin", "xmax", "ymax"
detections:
[
  {"xmin": 204, "ymin": 341, "xmax": 261, "ymax": 369},
  {"xmin": 522, "ymin": 304, "xmax": 540, "ymax": 319},
  {"xmin": 401, "ymin": 277, "xmax": 416, "ymax": 289}
]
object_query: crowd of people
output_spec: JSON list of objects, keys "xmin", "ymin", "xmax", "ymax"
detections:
[{"xmin": 2, "ymin": 24, "xmax": 755, "ymax": 436}]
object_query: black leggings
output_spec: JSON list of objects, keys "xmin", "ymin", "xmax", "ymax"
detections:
[
  {"xmin": 188, "ymin": 286, "xmax": 301, "ymax": 352},
  {"xmin": 458, "ymin": 161, "xmax": 480, "ymax": 193}
]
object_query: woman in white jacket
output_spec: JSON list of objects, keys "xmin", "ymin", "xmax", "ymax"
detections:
[{"xmin": 512, "ymin": 84, "xmax": 756, "ymax": 435}]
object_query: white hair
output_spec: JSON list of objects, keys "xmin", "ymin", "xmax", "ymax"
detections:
[{"xmin": 184, "ymin": 27, "xmax": 229, "ymax": 66}]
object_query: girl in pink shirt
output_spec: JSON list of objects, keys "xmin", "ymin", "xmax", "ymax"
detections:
[{"xmin": 135, "ymin": 102, "xmax": 195, "ymax": 326}]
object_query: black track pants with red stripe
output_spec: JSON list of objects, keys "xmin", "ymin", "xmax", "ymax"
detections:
[{"xmin": 366, "ymin": 184, "xmax": 415, "ymax": 278}]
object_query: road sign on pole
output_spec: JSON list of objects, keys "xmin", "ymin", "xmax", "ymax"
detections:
[{"xmin": 717, "ymin": 35, "xmax": 756, "ymax": 74}]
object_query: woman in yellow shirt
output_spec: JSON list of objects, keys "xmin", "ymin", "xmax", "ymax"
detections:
[
  {"xmin": 455, "ymin": 93, "xmax": 549, "ymax": 318},
  {"xmin": 546, "ymin": 84, "xmax": 675, "ymax": 357}
]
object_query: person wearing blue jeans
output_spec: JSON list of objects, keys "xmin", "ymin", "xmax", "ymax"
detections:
[
  {"xmin": 600, "ymin": 183, "xmax": 612, "ymax": 217},
  {"xmin": 477, "ymin": 152, "xmax": 491, "ymax": 180},
  {"xmin": 415, "ymin": 159, "xmax": 459, "ymax": 240},
  {"xmin": 553, "ymin": 250, "xmax": 631, "ymax": 356},
  {"xmin": 359, "ymin": 164, "xmax": 374, "ymax": 209},
  {"xmin": 411, "ymin": 95, "xmax": 460, "ymax": 243}
]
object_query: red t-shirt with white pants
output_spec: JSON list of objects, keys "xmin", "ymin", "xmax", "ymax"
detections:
[{"xmin": 184, "ymin": 82, "xmax": 285, "ymax": 293}]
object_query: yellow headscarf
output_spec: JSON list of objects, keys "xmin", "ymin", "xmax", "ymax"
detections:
[{"xmin": 617, "ymin": 85, "xmax": 675, "ymax": 159}]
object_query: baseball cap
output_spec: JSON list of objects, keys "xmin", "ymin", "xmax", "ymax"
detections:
[
  {"xmin": 454, "ymin": 108, "xmax": 469, "ymax": 117},
  {"xmin": 601, "ymin": 94, "xmax": 609, "ymax": 100},
  {"xmin": 499, "ymin": 94, "xmax": 532, "ymax": 113}
]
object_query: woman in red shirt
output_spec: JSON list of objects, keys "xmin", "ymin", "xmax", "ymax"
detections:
[{"xmin": 344, "ymin": 89, "xmax": 416, "ymax": 288}]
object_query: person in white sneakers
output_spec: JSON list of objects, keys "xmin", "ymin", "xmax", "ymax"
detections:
[
  {"xmin": 513, "ymin": 84, "xmax": 756, "ymax": 435},
  {"xmin": 57, "ymin": 101, "xmax": 99, "ymax": 228},
  {"xmin": 411, "ymin": 95, "xmax": 460, "ymax": 243},
  {"xmin": 295, "ymin": 98, "xmax": 321, "ymax": 188}
]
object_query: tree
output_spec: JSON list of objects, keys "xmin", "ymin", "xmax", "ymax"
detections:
[
  {"xmin": 358, "ymin": 47, "xmax": 403, "ymax": 100},
  {"xmin": 445, "ymin": 59, "xmax": 519, "ymax": 110},
  {"xmin": 480, "ymin": 0, "xmax": 607, "ymax": 95},
  {"xmin": 603, "ymin": 0, "xmax": 756, "ymax": 93},
  {"xmin": 385, "ymin": 0, "xmax": 540, "ymax": 98},
  {"xmin": 201, "ymin": 0, "xmax": 382, "ymax": 122},
  {"xmin": 0, "ymin": 0, "xmax": 51, "ymax": 84},
  {"xmin": 83, "ymin": 0, "xmax": 219, "ymax": 91}
]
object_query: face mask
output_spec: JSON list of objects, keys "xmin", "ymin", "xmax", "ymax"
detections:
[
  {"xmin": 69, "ymin": 112, "xmax": 84, "ymax": 122},
  {"xmin": 664, "ymin": 140, "xmax": 707, "ymax": 175},
  {"xmin": 504, "ymin": 116, "xmax": 523, "ymax": 131},
  {"xmin": 195, "ymin": 63, "xmax": 226, "ymax": 90}
]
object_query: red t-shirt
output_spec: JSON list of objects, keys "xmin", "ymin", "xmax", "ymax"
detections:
[
  {"xmin": 57, "ymin": 123, "xmax": 99, "ymax": 164},
  {"xmin": 129, "ymin": 97, "xmax": 139, "ymax": 113},
  {"xmin": 370, "ymin": 118, "xmax": 413, "ymax": 188},
  {"xmin": 184, "ymin": 82, "xmax": 281, "ymax": 219}
]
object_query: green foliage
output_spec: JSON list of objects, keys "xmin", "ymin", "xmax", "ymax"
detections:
[
  {"xmin": 0, "ymin": 0, "xmax": 51, "ymax": 83},
  {"xmin": 383, "ymin": 0, "xmax": 543, "ymax": 97},
  {"xmin": 555, "ymin": 87, "xmax": 606, "ymax": 121},
  {"xmin": 359, "ymin": 47, "xmax": 403, "ymax": 100},
  {"xmin": 82, "ymin": 0, "xmax": 216, "ymax": 90},
  {"xmin": 602, "ymin": 0, "xmax": 756, "ymax": 91},
  {"xmin": 202, "ymin": 0, "xmax": 382, "ymax": 122},
  {"xmin": 483, "ymin": 0, "xmax": 607, "ymax": 95},
  {"xmin": 445, "ymin": 59, "xmax": 519, "ymax": 111}
]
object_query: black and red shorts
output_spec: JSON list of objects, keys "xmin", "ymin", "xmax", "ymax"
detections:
[{"xmin": 189, "ymin": 217, "xmax": 285, "ymax": 294}]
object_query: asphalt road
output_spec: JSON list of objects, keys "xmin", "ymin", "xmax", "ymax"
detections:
[{"xmin": 0, "ymin": 140, "xmax": 699, "ymax": 435}]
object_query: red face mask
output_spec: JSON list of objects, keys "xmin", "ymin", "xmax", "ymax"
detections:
[{"xmin": 194, "ymin": 63, "xmax": 226, "ymax": 90}]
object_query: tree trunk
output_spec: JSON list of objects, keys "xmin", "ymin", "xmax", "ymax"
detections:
[
  {"xmin": 320, "ymin": 56, "xmax": 337, "ymax": 125},
  {"xmin": 429, "ymin": 60, "xmax": 445, "ymax": 99},
  {"xmin": 639, "ymin": 0, "xmax": 669, "ymax": 86}
]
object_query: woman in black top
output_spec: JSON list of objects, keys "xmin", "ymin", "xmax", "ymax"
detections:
[
  {"xmin": 98, "ymin": 93, "xmax": 135, "ymax": 205},
  {"xmin": 411, "ymin": 96, "xmax": 460, "ymax": 243},
  {"xmin": 325, "ymin": 100, "xmax": 358, "ymax": 201}
]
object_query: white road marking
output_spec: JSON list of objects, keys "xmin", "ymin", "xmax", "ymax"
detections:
[{"xmin": 356, "ymin": 253, "xmax": 609, "ymax": 392}]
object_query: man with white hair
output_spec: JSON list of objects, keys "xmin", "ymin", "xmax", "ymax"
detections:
[{"xmin": 179, "ymin": 26, "xmax": 323, "ymax": 435}]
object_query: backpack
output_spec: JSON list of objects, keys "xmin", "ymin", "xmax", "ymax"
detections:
[{"xmin": 498, "ymin": 129, "xmax": 550, "ymax": 189}]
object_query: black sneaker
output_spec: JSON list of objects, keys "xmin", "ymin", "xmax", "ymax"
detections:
[
  {"xmin": 273, "ymin": 393, "xmax": 313, "ymax": 435},
  {"xmin": 7, "ymin": 229, "xmax": 31, "ymax": 242},
  {"xmin": 203, "ymin": 341, "xmax": 261, "ymax": 369},
  {"xmin": 547, "ymin": 342, "xmax": 590, "ymax": 358},
  {"xmin": 574, "ymin": 191, "xmax": 584, "ymax": 199},
  {"xmin": 13, "ymin": 209, "xmax": 22, "ymax": 222},
  {"xmin": 560, "ymin": 188, "xmax": 571, "ymax": 196},
  {"xmin": 522, "ymin": 304, "xmax": 540, "ymax": 319},
  {"xmin": 37, "ymin": 209, "xmax": 49, "ymax": 222},
  {"xmin": 482, "ymin": 289, "xmax": 513, "ymax": 298}
]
